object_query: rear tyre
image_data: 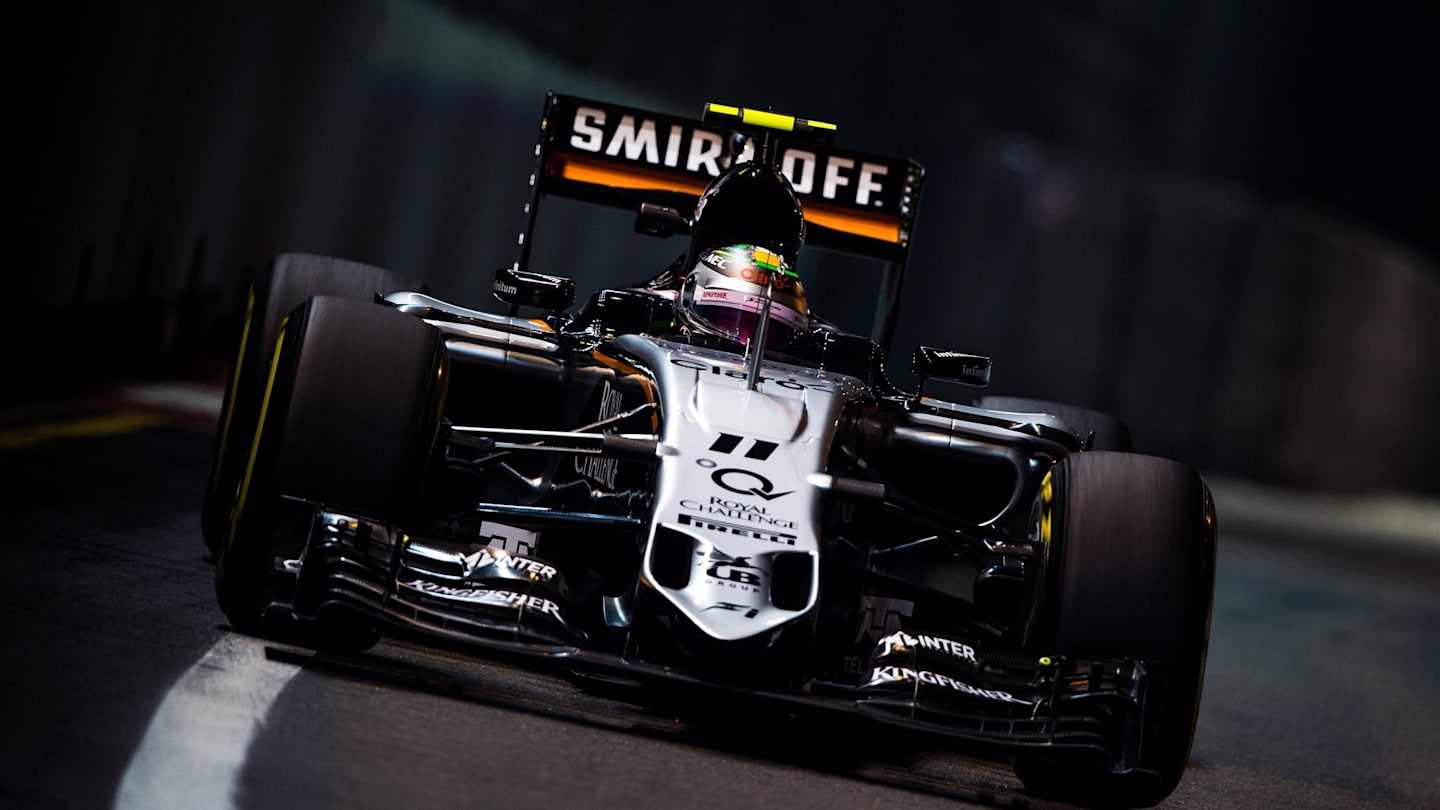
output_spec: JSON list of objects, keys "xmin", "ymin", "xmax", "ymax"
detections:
[
  {"xmin": 975, "ymin": 395, "xmax": 1134, "ymax": 452},
  {"xmin": 1013, "ymin": 451, "xmax": 1216, "ymax": 808},
  {"xmin": 202, "ymin": 253, "xmax": 423, "ymax": 558},
  {"xmin": 215, "ymin": 296, "xmax": 448, "ymax": 653}
]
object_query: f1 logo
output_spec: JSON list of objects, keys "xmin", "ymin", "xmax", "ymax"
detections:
[{"xmin": 704, "ymin": 602, "xmax": 760, "ymax": 618}]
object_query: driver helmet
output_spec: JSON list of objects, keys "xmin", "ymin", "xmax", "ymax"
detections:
[
  {"xmin": 687, "ymin": 163, "xmax": 805, "ymax": 270},
  {"xmin": 678, "ymin": 244, "xmax": 808, "ymax": 348}
]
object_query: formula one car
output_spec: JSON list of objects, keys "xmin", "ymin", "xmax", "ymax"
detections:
[{"xmin": 203, "ymin": 92, "xmax": 1216, "ymax": 808}]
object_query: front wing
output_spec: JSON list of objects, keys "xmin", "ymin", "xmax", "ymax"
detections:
[{"xmin": 285, "ymin": 506, "xmax": 1151, "ymax": 773}]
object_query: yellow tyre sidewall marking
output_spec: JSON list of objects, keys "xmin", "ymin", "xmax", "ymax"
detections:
[
  {"xmin": 222, "ymin": 317, "xmax": 289, "ymax": 564},
  {"xmin": 211, "ymin": 287, "xmax": 256, "ymax": 484}
]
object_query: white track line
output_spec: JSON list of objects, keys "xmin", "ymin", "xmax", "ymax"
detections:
[
  {"xmin": 113, "ymin": 633, "xmax": 299, "ymax": 810},
  {"xmin": 118, "ymin": 382, "xmax": 225, "ymax": 416}
]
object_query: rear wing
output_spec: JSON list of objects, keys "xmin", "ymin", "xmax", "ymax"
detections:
[{"xmin": 513, "ymin": 92, "xmax": 926, "ymax": 351}]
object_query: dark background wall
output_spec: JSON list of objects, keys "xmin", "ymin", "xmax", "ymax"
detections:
[{"xmin": 12, "ymin": 1, "xmax": 1438, "ymax": 496}]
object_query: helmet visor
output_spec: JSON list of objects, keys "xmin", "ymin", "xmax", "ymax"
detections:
[{"xmin": 690, "ymin": 285, "xmax": 808, "ymax": 346}]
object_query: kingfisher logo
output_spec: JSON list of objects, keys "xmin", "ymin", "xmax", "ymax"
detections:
[
  {"xmin": 401, "ymin": 580, "xmax": 564, "ymax": 621},
  {"xmin": 867, "ymin": 666, "xmax": 1030, "ymax": 705}
]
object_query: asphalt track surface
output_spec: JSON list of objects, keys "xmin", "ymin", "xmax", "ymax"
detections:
[{"xmin": 2, "ymin": 380, "xmax": 1436, "ymax": 809}]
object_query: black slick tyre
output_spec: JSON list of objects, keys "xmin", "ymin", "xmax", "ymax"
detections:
[
  {"xmin": 202, "ymin": 253, "xmax": 423, "ymax": 558},
  {"xmin": 1014, "ymin": 451, "xmax": 1217, "ymax": 808},
  {"xmin": 214, "ymin": 296, "xmax": 448, "ymax": 652}
]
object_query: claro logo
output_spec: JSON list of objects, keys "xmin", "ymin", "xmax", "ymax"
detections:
[
  {"xmin": 569, "ymin": 107, "xmax": 892, "ymax": 208},
  {"xmin": 669, "ymin": 357, "xmax": 832, "ymax": 392}
]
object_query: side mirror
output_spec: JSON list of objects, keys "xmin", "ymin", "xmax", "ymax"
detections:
[
  {"xmin": 493, "ymin": 266, "xmax": 576, "ymax": 312},
  {"xmin": 912, "ymin": 346, "xmax": 992, "ymax": 396},
  {"xmin": 635, "ymin": 203, "xmax": 692, "ymax": 239}
]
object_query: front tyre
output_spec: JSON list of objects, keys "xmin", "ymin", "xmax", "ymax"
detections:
[
  {"xmin": 202, "ymin": 253, "xmax": 424, "ymax": 558},
  {"xmin": 1015, "ymin": 451, "xmax": 1217, "ymax": 808},
  {"xmin": 215, "ymin": 296, "xmax": 448, "ymax": 652}
]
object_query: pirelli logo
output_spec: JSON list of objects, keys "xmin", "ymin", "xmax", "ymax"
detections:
[{"xmin": 677, "ymin": 513, "xmax": 797, "ymax": 546}]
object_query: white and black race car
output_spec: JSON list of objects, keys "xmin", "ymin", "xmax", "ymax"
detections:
[{"xmin": 202, "ymin": 92, "xmax": 1217, "ymax": 808}]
